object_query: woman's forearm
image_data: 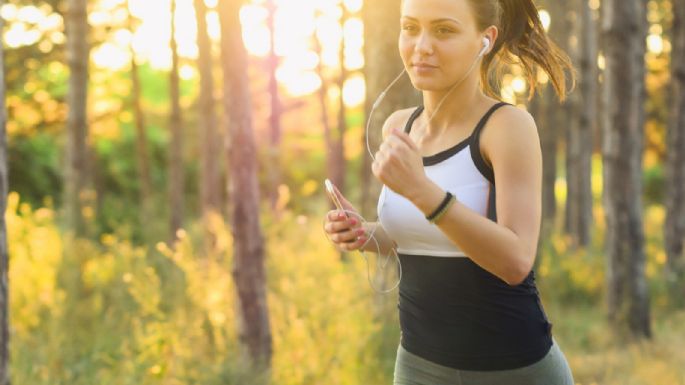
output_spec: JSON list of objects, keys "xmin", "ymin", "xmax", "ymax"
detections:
[
  {"xmin": 360, "ymin": 222, "xmax": 397, "ymax": 255},
  {"xmin": 408, "ymin": 180, "xmax": 534, "ymax": 286}
]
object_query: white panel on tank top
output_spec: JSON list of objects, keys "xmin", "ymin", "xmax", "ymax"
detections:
[{"xmin": 377, "ymin": 144, "xmax": 490, "ymax": 258}]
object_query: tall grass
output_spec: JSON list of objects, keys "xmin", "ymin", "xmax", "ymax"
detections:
[{"xmin": 7, "ymin": 190, "xmax": 684, "ymax": 384}]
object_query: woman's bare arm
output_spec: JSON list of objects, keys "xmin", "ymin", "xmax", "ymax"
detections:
[
  {"xmin": 405, "ymin": 106, "xmax": 542, "ymax": 286},
  {"xmin": 360, "ymin": 222, "xmax": 397, "ymax": 255}
]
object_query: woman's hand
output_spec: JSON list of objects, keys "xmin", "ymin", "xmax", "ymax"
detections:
[
  {"xmin": 323, "ymin": 184, "xmax": 368, "ymax": 251},
  {"xmin": 372, "ymin": 127, "xmax": 429, "ymax": 200}
]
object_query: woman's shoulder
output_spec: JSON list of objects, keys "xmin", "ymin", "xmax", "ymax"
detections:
[
  {"xmin": 485, "ymin": 103, "xmax": 537, "ymax": 138},
  {"xmin": 488, "ymin": 103, "xmax": 535, "ymax": 128},
  {"xmin": 480, "ymin": 103, "xmax": 539, "ymax": 167},
  {"xmin": 381, "ymin": 107, "xmax": 421, "ymax": 140}
]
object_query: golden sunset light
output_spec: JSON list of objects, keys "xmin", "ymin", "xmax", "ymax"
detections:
[
  {"xmin": 1, "ymin": 0, "xmax": 368, "ymax": 102},
  {"xmin": 3, "ymin": 0, "xmax": 553, "ymax": 105},
  {"xmin": 3, "ymin": 0, "xmax": 683, "ymax": 383}
]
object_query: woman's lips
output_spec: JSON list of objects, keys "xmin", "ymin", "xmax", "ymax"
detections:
[{"xmin": 413, "ymin": 63, "xmax": 438, "ymax": 74}]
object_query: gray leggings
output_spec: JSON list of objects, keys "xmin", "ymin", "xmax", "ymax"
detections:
[{"xmin": 393, "ymin": 340, "xmax": 574, "ymax": 385}]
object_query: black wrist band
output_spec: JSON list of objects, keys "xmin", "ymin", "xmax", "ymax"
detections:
[{"xmin": 426, "ymin": 191, "xmax": 453, "ymax": 221}]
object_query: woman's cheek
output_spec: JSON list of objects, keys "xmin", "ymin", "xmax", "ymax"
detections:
[{"xmin": 398, "ymin": 38, "xmax": 412, "ymax": 56}]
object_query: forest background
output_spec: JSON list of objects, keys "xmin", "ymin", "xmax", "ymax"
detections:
[{"xmin": 1, "ymin": 0, "xmax": 685, "ymax": 384}]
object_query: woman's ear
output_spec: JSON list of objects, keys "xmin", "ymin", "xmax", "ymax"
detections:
[{"xmin": 484, "ymin": 26, "xmax": 498, "ymax": 50}]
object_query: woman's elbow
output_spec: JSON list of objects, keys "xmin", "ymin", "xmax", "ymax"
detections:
[{"xmin": 503, "ymin": 255, "xmax": 535, "ymax": 286}]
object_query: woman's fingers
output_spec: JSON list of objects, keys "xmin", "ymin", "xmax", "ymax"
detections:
[
  {"xmin": 336, "ymin": 230, "xmax": 368, "ymax": 251},
  {"xmin": 330, "ymin": 227, "xmax": 365, "ymax": 244},
  {"xmin": 325, "ymin": 208, "xmax": 367, "ymax": 251},
  {"xmin": 327, "ymin": 210, "xmax": 345, "ymax": 221},
  {"xmin": 338, "ymin": 235, "xmax": 368, "ymax": 252},
  {"xmin": 325, "ymin": 216, "xmax": 360, "ymax": 235}
]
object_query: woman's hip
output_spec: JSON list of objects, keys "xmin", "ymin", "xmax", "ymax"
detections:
[{"xmin": 393, "ymin": 339, "xmax": 574, "ymax": 385}]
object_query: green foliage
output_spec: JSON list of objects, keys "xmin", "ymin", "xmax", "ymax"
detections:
[
  {"xmin": 5, "ymin": 2, "xmax": 67, "ymax": 137},
  {"xmin": 9, "ymin": 188, "xmax": 685, "ymax": 384},
  {"xmin": 537, "ymin": 231, "xmax": 606, "ymax": 306},
  {"xmin": 8, "ymin": 115, "xmax": 201, "ymax": 243},
  {"xmin": 8, "ymin": 193, "xmax": 397, "ymax": 384},
  {"xmin": 643, "ymin": 164, "xmax": 665, "ymax": 206},
  {"xmin": 91, "ymin": 122, "xmax": 172, "ymax": 241},
  {"xmin": 9, "ymin": 191, "xmax": 247, "ymax": 384},
  {"xmin": 549, "ymin": 303, "xmax": 685, "ymax": 385},
  {"xmin": 138, "ymin": 61, "xmax": 199, "ymax": 108},
  {"xmin": 8, "ymin": 133, "xmax": 63, "ymax": 207}
]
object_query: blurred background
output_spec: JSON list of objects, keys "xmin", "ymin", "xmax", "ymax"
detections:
[{"xmin": 1, "ymin": 0, "xmax": 684, "ymax": 383}]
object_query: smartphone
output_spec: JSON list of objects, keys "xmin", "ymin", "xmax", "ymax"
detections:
[{"xmin": 324, "ymin": 178, "xmax": 348, "ymax": 218}]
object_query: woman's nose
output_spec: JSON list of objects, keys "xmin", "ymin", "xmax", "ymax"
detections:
[{"xmin": 414, "ymin": 32, "xmax": 434, "ymax": 56}]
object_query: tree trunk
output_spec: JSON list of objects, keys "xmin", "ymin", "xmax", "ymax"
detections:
[
  {"xmin": 361, "ymin": 0, "xmax": 420, "ymax": 217},
  {"xmin": 529, "ymin": 81, "xmax": 549, "ymax": 271},
  {"xmin": 169, "ymin": 0, "xmax": 184, "ymax": 242},
  {"xmin": 0, "ymin": 2, "xmax": 10, "ymax": 380},
  {"xmin": 601, "ymin": 0, "xmax": 651, "ymax": 339},
  {"xmin": 194, "ymin": 0, "xmax": 222, "ymax": 250},
  {"xmin": 665, "ymin": 0, "xmax": 685, "ymax": 305},
  {"xmin": 218, "ymin": 0, "xmax": 272, "ymax": 371},
  {"xmin": 314, "ymin": 7, "xmax": 349, "ymax": 261},
  {"xmin": 59, "ymin": 0, "xmax": 96, "ymax": 371},
  {"xmin": 562, "ymin": 0, "xmax": 580, "ymax": 238},
  {"xmin": 333, "ymin": 5, "xmax": 348, "ymax": 200},
  {"xmin": 540, "ymin": 0, "xmax": 565, "ymax": 228},
  {"xmin": 265, "ymin": 0, "xmax": 282, "ymax": 211},
  {"xmin": 64, "ymin": 0, "xmax": 90, "ymax": 237},
  {"xmin": 128, "ymin": 5, "xmax": 153, "ymax": 243},
  {"xmin": 313, "ymin": 13, "xmax": 335, "ymax": 203},
  {"xmin": 567, "ymin": 0, "xmax": 598, "ymax": 247}
]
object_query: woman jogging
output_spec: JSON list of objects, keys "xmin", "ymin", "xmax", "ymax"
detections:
[{"xmin": 324, "ymin": 0, "xmax": 575, "ymax": 383}]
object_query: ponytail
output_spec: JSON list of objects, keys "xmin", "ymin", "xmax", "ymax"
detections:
[{"xmin": 469, "ymin": 0, "xmax": 575, "ymax": 102}]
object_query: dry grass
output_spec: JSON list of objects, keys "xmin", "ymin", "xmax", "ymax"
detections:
[{"xmin": 548, "ymin": 304, "xmax": 685, "ymax": 385}]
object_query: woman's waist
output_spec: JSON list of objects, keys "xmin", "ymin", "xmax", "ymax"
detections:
[
  {"xmin": 398, "ymin": 285, "xmax": 544, "ymax": 323},
  {"xmin": 397, "ymin": 253, "xmax": 538, "ymax": 294},
  {"xmin": 397, "ymin": 291, "xmax": 553, "ymax": 357}
]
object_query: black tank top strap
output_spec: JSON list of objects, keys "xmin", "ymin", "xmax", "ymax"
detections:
[
  {"xmin": 471, "ymin": 101, "xmax": 510, "ymax": 139},
  {"xmin": 470, "ymin": 102, "xmax": 511, "ymax": 185},
  {"xmin": 404, "ymin": 105, "xmax": 424, "ymax": 134}
]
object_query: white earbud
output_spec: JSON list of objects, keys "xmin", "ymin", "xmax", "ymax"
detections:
[{"xmin": 478, "ymin": 37, "xmax": 491, "ymax": 58}]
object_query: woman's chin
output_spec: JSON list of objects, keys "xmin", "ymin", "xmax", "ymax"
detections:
[
  {"xmin": 410, "ymin": 79, "xmax": 441, "ymax": 91},
  {"xmin": 410, "ymin": 75, "xmax": 465, "ymax": 92}
]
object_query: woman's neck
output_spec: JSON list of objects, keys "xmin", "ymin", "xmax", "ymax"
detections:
[{"xmin": 420, "ymin": 76, "xmax": 486, "ymax": 137}]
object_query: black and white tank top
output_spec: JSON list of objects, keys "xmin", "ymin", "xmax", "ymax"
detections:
[
  {"xmin": 377, "ymin": 103, "xmax": 501, "ymax": 257},
  {"xmin": 377, "ymin": 102, "xmax": 554, "ymax": 371}
]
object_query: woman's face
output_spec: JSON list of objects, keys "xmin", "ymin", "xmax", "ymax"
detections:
[{"xmin": 399, "ymin": 0, "xmax": 483, "ymax": 91}]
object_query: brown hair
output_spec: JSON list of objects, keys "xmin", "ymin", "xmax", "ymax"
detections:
[{"xmin": 467, "ymin": 0, "xmax": 575, "ymax": 102}]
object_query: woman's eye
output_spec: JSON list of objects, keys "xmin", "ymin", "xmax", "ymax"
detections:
[
  {"xmin": 402, "ymin": 25, "xmax": 417, "ymax": 32},
  {"xmin": 436, "ymin": 27, "xmax": 453, "ymax": 34}
]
